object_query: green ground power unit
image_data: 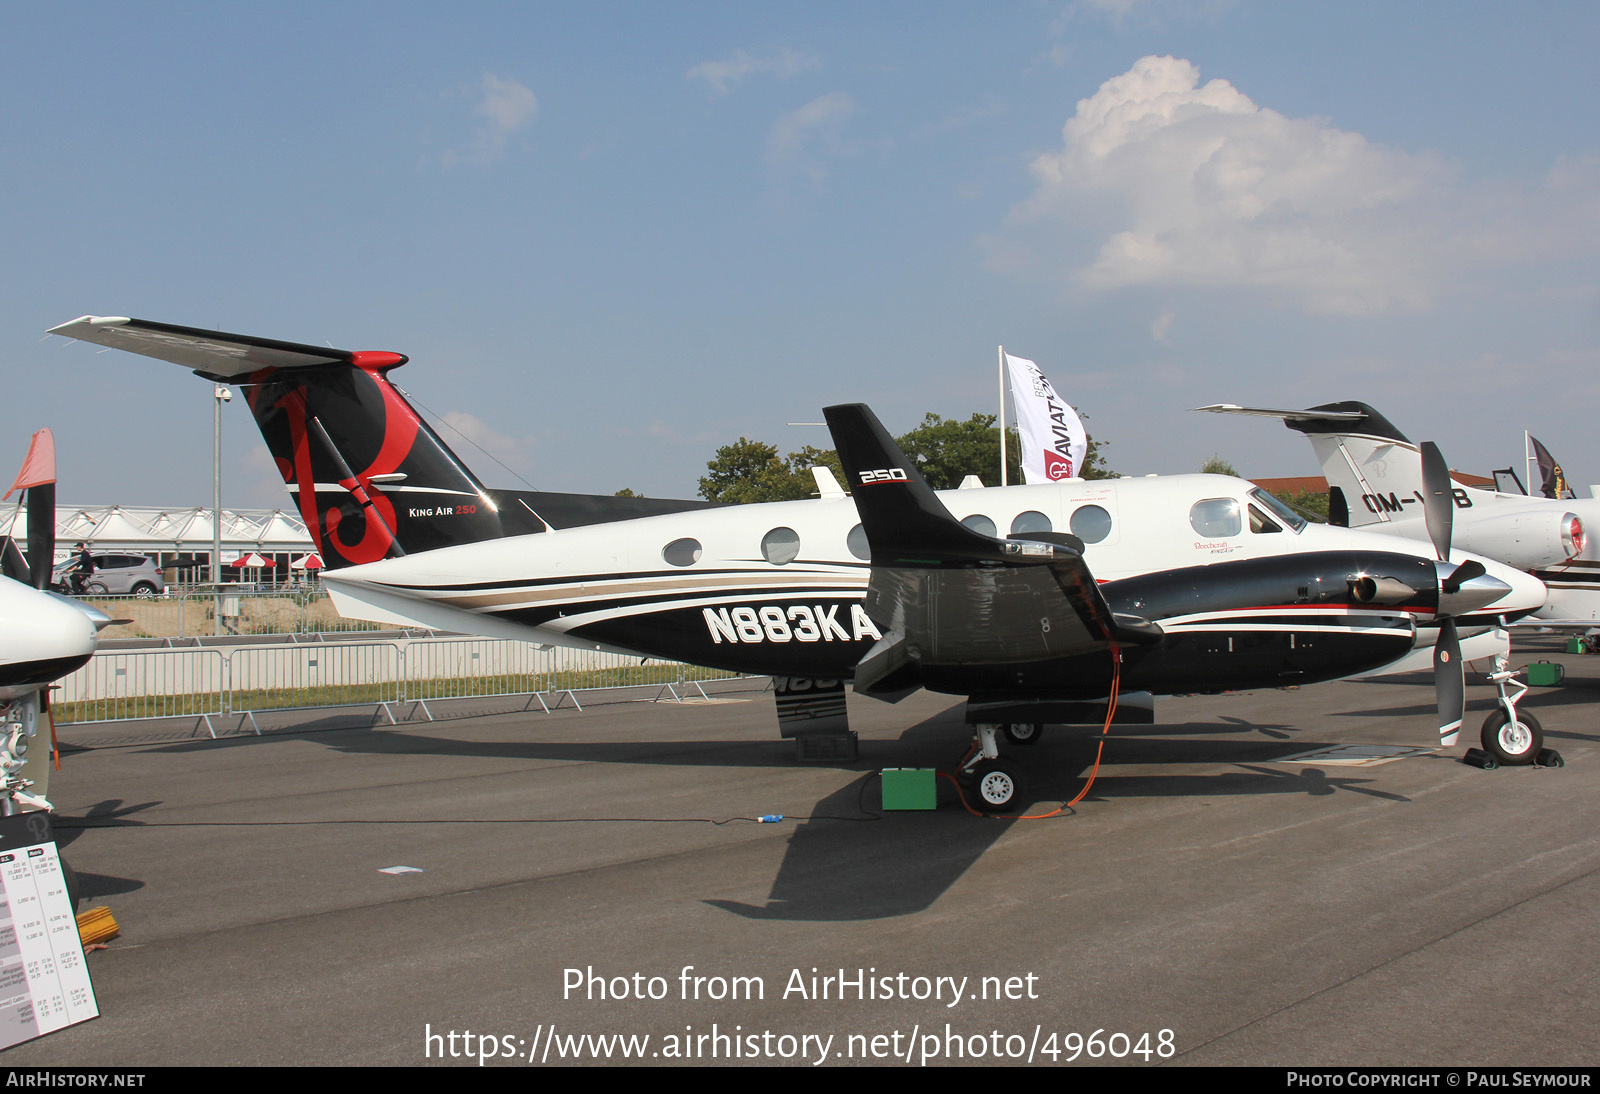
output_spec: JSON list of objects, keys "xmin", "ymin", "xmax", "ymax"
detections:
[{"xmin": 881, "ymin": 768, "xmax": 938, "ymax": 811}]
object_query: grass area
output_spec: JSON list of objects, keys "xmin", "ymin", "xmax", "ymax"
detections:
[{"xmin": 74, "ymin": 592, "xmax": 382, "ymax": 640}]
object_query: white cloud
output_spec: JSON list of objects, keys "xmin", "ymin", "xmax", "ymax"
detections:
[
  {"xmin": 438, "ymin": 411, "xmax": 534, "ymax": 476},
  {"xmin": 1151, "ymin": 309, "xmax": 1175, "ymax": 343},
  {"xmin": 444, "ymin": 74, "xmax": 537, "ymax": 167},
  {"xmin": 689, "ymin": 48, "xmax": 821, "ymax": 96},
  {"xmin": 766, "ymin": 92, "xmax": 856, "ymax": 189},
  {"xmin": 987, "ymin": 55, "xmax": 1599, "ymax": 315}
]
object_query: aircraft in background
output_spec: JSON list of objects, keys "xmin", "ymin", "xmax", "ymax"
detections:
[
  {"xmin": 51, "ymin": 317, "xmax": 1548, "ymax": 808},
  {"xmin": 0, "ymin": 430, "xmax": 108, "ymax": 815},
  {"xmin": 1196, "ymin": 402, "xmax": 1597, "ymax": 625}
]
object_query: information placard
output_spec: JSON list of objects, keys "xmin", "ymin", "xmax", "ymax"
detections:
[{"xmin": 0, "ymin": 812, "xmax": 98, "ymax": 1048}]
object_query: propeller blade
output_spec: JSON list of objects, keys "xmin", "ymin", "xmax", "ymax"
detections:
[
  {"xmin": 1441, "ymin": 559, "xmax": 1486, "ymax": 596},
  {"xmin": 1420, "ymin": 440, "xmax": 1453, "ymax": 563},
  {"xmin": 5, "ymin": 429, "xmax": 57, "ymax": 591},
  {"xmin": 26, "ymin": 482, "xmax": 55, "ymax": 592},
  {"xmin": 1434, "ymin": 616, "xmax": 1464, "ymax": 747}
]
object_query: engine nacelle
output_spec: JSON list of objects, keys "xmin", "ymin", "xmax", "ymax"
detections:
[{"xmin": 1453, "ymin": 510, "xmax": 1583, "ymax": 570}]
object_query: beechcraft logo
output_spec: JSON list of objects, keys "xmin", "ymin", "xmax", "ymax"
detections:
[{"xmin": 857, "ymin": 468, "xmax": 908, "ymax": 485}]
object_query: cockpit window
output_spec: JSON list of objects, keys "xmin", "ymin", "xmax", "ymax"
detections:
[
  {"xmin": 1189, "ymin": 498, "xmax": 1242, "ymax": 538},
  {"xmin": 1248, "ymin": 488, "xmax": 1307, "ymax": 533},
  {"xmin": 1248, "ymin": 505, "xmax": 1282, "ymax": 534}
]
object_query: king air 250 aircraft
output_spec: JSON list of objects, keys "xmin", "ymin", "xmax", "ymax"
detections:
[
  {"xmin": 0, "ymin": 430, "xmax": 107, "ymax": 815},
  {"xmin": 51, "ymin": 317, "xmax": 1547, "ymax": 810}
]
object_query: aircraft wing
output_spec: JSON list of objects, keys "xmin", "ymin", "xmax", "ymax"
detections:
[
  {"xmin": 1192, "ymin": 403, "xmax": 1366, "ymax": 423},
  {"xmin": 822, "ymin": 404, "xmax": 1157, "ymax": 695},
  {"xmin": 47, "ymin": 316, "xmax": 396, "ymax": 379}
]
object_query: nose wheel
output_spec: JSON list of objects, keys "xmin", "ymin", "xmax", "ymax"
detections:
[
  {"xmin": 1478, "ymin": 656, "xmax": 1543, "ymax": 766},
  {"xmin": 959, "ymin": 724, "xmax": 1027, "ymax": 813}
]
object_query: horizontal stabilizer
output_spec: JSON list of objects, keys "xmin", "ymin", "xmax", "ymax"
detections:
[
  {"xmin": 1194, "ymin": 401, "xmax": 1411, "ymax": 443},
  {"xmin": 48, "ymin": 316, "xmax": 402, "ymax": 379}
]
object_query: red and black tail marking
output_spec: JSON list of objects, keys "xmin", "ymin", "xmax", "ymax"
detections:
[{"xmin": 242, "ymin": 358, "xmax": 505, "ymax": 569}]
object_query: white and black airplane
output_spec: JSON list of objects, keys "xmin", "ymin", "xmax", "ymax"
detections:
[
  {"xmin": 1195, "ymin": 402, "xmax": 1593, "ymax": 605},
  {"xmin": 50, "ymin": 318, "xmax": 1549, "ymax": 808},
  {"xmin": 0, "ymin": 430, "xmax": 105, "ymax": 815}
]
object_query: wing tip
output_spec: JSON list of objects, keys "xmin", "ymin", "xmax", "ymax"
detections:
[{"xmin": 48, "ymin": 315, "xmax": 130, "ymax": 336}]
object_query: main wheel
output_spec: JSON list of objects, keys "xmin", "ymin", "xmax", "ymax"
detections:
[
  {"xmin": 1480, "ymin": 708, "xmax": 1543, "ymax": 766},
  {"xmin": 1002, "ymin": 723, "xmax": 1044, "ymax": 746},
  {"xmin": 968, "ymin": 759, "xmax": 1024, "ymax": 814}
]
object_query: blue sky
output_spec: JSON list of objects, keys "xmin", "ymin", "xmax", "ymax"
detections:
[{"xmin": 6, "ymin": 2, "xmax": 1598, "ymax": 508}]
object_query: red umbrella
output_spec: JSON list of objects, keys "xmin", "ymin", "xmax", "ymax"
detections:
[
  {"xmin": 291, "ymin": 554, "xmax": 324, "ymax": 570},
  {"xmin": 227, "ymin": 552, "xmax": 272, "ymax": 568}
]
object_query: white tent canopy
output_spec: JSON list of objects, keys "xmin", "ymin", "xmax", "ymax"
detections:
[{"xmin": 1, "ymin": 502, "xmax": 313, "ymax": 564}]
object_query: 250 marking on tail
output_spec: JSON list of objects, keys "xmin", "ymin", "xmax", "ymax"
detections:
[{"xmin": 858, "ymin": 468, "xmax": 908, "ymax": 485}]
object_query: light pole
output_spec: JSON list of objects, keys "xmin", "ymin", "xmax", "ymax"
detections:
[{"xmin": 212, "ymin": 384, "xmax": 231, "ymax": 635}]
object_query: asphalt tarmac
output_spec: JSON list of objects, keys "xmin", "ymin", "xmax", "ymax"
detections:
[{"xmin": 8, "ymin": 638, "xmax": 1598, "ymax": 1067}]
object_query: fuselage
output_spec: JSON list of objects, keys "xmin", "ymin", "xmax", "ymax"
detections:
[{"xmin": 320, "ymin": 473, "xmax": 1547, "ymax": 700}]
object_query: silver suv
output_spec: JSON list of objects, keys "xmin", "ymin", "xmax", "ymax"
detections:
[{"xmin": 52, "ymin": 553, "xmax": 165, "ymax": 597}]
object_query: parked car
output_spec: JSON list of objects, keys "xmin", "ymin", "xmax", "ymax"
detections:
[{"xmin": 51, "ymin": 552, "xmax": 165, "ymax": 597}]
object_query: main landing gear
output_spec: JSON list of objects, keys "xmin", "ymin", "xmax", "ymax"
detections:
[
  {"xmin": 1476, "ymin": 654, "xmax": 1550, "ymax": 767},
  {"xmin": 959, "ymin": 724, "xmax": 1032, "ymax": 813}
]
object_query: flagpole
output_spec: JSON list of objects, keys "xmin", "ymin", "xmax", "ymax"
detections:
[{"xmin": 998, "ymin": 346, "xmax": 1008, "ymax": 487}]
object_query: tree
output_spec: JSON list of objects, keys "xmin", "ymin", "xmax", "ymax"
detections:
[
  {"xmin": 696, "ymin": 412, "xmax": 1118, "ymax": 502},
  {"xmin": 698, "ymin": 438, "xmax": 814, "ymax": 504},
  {"xmin": 1269, "ymin": 489, "xmax": 1330, "ymax": 522},
  {"xmin": 1200, "ymin": 453, "xmax": 1239, "ymax": 477},
  {"xmin": 1079, "ymin": 431, "xmax": 1116, "ymax": 481},
  {"xmin": 896, "ymin": 413, "xmax": 1019, "ymax": 490}
]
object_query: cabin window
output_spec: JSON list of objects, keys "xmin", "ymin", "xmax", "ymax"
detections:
[
  {"xmin": 662, "ymin": 538, "xmax": 702, "ymax": 567},
  {"xmin": 1069, "ymin": 504, "xmax": 1113, "ymax": 544},
  {"xmin": 1189, "ymin": 498, "xmax": 1242, "ymax": 538},
  {"xmin": 847, "ymin": 524, "xmax": 871, "ymax": 561},
  {"xmin": 761, "ymin": 527, "xmax": 801, "ymax": 565},
  {"xmin": 961, "ymin": 514, "xmax": 997, "ymax": 537},
  {"xmin": 1010, "ymin": 511, "xmax": 1052, "ymax": 535}
]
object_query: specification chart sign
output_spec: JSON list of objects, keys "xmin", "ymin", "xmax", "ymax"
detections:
[{"xmin": 0, "ymin": 812, "xmax": 97, "ymax": 1048}]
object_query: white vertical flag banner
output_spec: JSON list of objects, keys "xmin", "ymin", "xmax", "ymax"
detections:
[{"xmin": 1004, "ymin": 353, "xmax": 1087, "ymax": 484}]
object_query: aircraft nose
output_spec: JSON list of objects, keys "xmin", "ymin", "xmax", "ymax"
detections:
[{"xmin": 3, "ymin": 583, "xmax": 98, "ymax": 664}]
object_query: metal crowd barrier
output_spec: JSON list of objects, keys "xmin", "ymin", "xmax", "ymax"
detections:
[{"xmin": 52, "ymin": 637, "xmax": 752, "ymax": 736}]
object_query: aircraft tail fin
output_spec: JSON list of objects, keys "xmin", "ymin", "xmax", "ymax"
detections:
[
  {"xmin": 48, "ymin": 317, "xmax": 504, "ymax": 568},
  {"xmin": 49, "ymin": 317, "xmax": 725, "ymax": 568},
  {"xmin": 821, "ymin": 403, "xmax": 1000, "ymax": 566},
  {"xmin": 1195, "ymin": 400, "xmax": 1426, "ymax": 531}
]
